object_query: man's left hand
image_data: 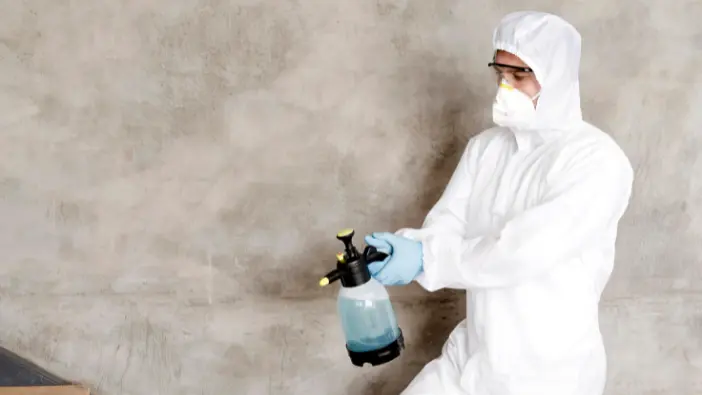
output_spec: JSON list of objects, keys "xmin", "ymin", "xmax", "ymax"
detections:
[{"xmin": 364, "ymin": 232, "xmax": 424, "ymax": 285}]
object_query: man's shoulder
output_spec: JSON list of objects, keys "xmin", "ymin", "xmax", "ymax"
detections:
[
  {"xmin": 561, "ymin": 122, "xmax": 633, "ymax": 176},
  {"xmin": 571, "ymin": 122, "xmax": 621, "ymax": 146},
  {"xmin": 464, "ymin": 126, "xmax": 513, "ymax": 151},
  {"xmin": 474, "ymin": 126, "xmax": 513, "ymax": 141}
]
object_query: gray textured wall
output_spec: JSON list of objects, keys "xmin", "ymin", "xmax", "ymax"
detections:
[{"xmin": 0, "ymin": 1, "xmax": 700, "ymax": 394}]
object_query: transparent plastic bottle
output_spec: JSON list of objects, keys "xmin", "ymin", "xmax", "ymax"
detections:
[{"xmin": 337, "ymin": 277, "xmax": 402, "ymax": 353}]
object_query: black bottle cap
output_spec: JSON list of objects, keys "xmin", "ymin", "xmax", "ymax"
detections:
[{"xmin": 319, "ymin": 229, "xmax": 389, "ymax": 289}]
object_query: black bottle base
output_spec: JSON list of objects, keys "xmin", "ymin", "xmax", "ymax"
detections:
[{"xmin": 347, "ymin": 329, "xmax": 405, "ymax": 367}]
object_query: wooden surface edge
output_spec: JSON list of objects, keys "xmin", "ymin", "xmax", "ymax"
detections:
[{"xmin": 0, "ymin": 385, "xmax": 89, "ymax": 395}]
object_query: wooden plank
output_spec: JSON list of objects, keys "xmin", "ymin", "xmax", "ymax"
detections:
[{"xmin": 0, "ymin": 386, "xmax": 89, "ymax": 395}]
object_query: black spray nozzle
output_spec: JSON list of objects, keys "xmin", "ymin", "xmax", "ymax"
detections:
[
  {"xmin": 319, "ymin": 229, "xmax": 390, "ymax": 288},
  {"xmin": 319, "ymin": 268, "xmax": 341, "ymax": 287},
  {"xmin": 319, "ymin": 251, "xmax": 348, "ymax": 287}
]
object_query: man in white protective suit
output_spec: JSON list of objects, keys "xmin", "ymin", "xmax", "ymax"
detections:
[{"xmin": 364, "ymin": 11, "xmax": 635, "ymax": 395}]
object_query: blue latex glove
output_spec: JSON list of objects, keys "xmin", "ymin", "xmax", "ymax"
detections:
[{"xmin": 363, "ymin": 232, "xmax": 423, "ymax": 286}]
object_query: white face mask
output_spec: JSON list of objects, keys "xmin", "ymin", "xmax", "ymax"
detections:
[{"xmin": 492, "ymin": 79, "xmax": 541, "ymax": 129}]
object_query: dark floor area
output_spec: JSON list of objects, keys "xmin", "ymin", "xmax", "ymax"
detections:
[{"xmin": 0, "ymin": 347, "xmax": 68, "ymax": 387}]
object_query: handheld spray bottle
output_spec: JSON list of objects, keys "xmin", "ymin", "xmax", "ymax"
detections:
[{"xmin": 319, "ymin": 228, "xmax": 405, "ymax": 367}]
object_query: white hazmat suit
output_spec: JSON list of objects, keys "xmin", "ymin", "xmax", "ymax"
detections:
[{"xmin": 395, "ymin": 11, "xmax": 634, "ymax": 395}]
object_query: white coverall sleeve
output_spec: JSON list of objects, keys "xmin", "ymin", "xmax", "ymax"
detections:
[
  {"xmin": 399, "ymin": 146, "xmax": 634, "ymax": 291},
  {"xmin": 394, "ymin": 137, "xmax": 479, "ymax": 287}
]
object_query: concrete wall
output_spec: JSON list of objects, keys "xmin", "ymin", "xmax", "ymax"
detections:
[{"xmin": 0, "ymin": 1, "xmax": 700, "ymax": 394}]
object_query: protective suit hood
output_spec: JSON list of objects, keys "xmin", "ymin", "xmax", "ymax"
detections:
[{"xmin": 493, "ymin": 11, "xmax": 583, "ymax": 131}]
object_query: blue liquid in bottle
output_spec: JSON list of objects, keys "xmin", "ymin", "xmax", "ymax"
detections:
[{"xmin": 337, "ymin": 282, "xmax": 401, "ymax": 353}]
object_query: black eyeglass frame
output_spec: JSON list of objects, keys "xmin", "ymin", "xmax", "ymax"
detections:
[{"xmin": 487, "ymin": 62, "xmax": 534, "ymax": 73}]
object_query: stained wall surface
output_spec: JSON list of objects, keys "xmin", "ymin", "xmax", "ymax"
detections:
[{"xmin": 0, "ymin": 1, "xmax": 700, "ymax": 394}]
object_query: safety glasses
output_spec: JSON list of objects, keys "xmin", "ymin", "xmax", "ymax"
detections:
[
  {"xmin": 488, "ymin": 61, "xmax": 536, "ymax": 84},
  {"xmin": 488, "ymin": 62, "xmax": 533, "ymax": 73}
]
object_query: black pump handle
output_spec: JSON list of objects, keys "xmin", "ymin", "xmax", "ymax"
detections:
[{"xmin": 363, "ymin": 245, "xmax": 388, "ymax": 264}]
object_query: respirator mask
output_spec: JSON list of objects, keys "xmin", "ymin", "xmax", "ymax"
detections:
[{"xmin": 492, "ymin": 79, "xmax": 540, "ymax": 129}]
